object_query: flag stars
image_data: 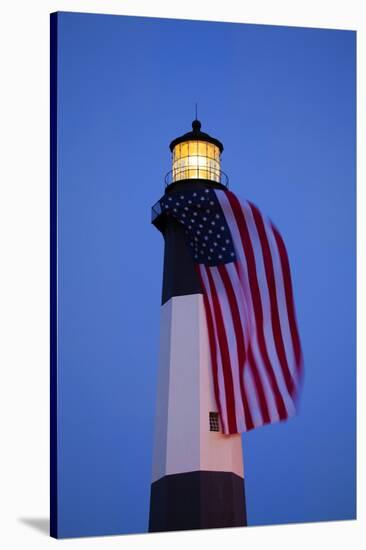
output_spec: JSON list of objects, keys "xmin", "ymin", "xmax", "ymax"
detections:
[{"xmin": 160, "ymin": 190, "xmax": 235, "ymax": 266}]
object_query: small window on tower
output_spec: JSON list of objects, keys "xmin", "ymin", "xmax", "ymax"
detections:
[{"xmin": 209, "ymin": 412, "xmax": 220, "ymax": 432}]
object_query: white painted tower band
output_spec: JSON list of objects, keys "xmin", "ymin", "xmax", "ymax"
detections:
[{"xmin": 152, "ymin": 293, "xmax": 244, "ymax": 483}]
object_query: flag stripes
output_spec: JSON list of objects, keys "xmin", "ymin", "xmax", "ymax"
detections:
[
  {"xmin": 159, "ymin": 187, "xmax": 303, "ymax": 434},
  {"xmin": 197, "ymin": 189, "xmax": 303, "ymax": 434}
]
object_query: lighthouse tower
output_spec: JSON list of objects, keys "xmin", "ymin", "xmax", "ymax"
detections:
[{"xmin": 149, "ymin": 120, "xmax": 247, "ymax": 532}]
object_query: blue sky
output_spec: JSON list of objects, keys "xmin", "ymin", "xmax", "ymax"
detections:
[{"xmin": 56, "ymin": 12, "xmax": 356, "ymax": 537}]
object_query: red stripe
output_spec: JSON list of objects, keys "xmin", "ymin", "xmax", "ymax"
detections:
[
  {"xmin": 196, "ymin": 266, "xmax": 227, "ymax": 433},
  {"xmin": 225, "ymin": 190, "xmax": 288, "ymax": 420},
  {"xmin": 205, "ymin": 267, "xmax": 238, "ymax": 434},
  {"xmin": 271, "ymin": 223, "xmax": 303, "ymax": 374},
  {"xmin": 217, "ymin": 264, "xmax": 254, "ymax": 431},
  {"xmin": 249, "ymin": 202, "xmax": 295, "ymax": 398},
  {"xmin": 247, "ymin": 344, "xmax": 271, "ymax": 424}
]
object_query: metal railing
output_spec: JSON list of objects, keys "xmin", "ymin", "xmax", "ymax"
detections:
[{"xmin": 164, "ymin": 166, "xmax": 229, "ymax": 188}]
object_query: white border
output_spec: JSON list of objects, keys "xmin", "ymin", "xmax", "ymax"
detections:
[{"xmin": 0, "ymin": 1, "xmax": 364, "ymax": 549}]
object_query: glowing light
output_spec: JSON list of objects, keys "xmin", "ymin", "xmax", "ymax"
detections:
[{"xmin": 172, "ymin": 140, "xmax": 221, "ymax": 182}]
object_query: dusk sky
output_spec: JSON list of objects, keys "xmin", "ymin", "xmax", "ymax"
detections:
[{"xmin": 56, "ymin": 12, "xmax": 356, "ymax": 537}]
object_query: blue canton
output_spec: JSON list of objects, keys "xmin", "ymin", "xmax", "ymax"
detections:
[{"xmin": 159, "ymin": 188, "xmax": 236, "ymax": 266}]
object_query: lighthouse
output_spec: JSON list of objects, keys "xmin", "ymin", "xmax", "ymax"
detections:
[{"xmin": 149, "ymin": 120, "xmax": 247, "ymax": 532}]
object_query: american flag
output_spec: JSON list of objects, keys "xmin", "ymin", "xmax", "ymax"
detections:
[{"xmin": 159, "ymin": 187, "xmax": 303, "ymax": 435}]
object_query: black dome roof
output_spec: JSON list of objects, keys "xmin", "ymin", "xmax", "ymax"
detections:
[{"xmin": 169, "ymin": 120, "xmax": 224, "ymax": 153}]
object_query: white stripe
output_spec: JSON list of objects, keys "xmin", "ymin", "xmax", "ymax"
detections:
[
  {"xmin": 215, "ymin": 191, "xmax": 281, "ymax": 423},
  {"xmin": 199, "ymin": 265, "xmax": 229, "ymax": 433},
  {"xmin": 241, "ymin": 202, "xmax": 296, "ymax": 417},
  {"xmin": 224, "ymin": 262, "xmax": 264, "ymax": 428},
  {"xmin": 211, "ymin": 266, "xmax": 246, "ymax": 432},
  {"xmin": 224, "ymin": 262, "xmax": 251, "ymax": 345},
  {"xmin": 264, "ymin": 220, "xmax": 299, "ymax": 386},
  {"xmin": 243, "ymin": 362, "xmax": 264, "ymax": 428},
  {"xmin": 215, "ymin": 192, "xmax": 254, "ymax": 335},
  {"xmin": 249, "ymin": 333, "xmax": 280, "ymax": 422}
]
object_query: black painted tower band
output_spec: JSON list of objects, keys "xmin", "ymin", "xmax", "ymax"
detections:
[
  {"xmin": 149, "ymin": 471, "xmax": 246, "ymax": 532},
  {"xmin": 153, "ymin": 179, "xmax": 227, "ymax": 305},
  {"xmin": 150, "ymin": 178, "xmax": 247, "ymax": 532}
]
